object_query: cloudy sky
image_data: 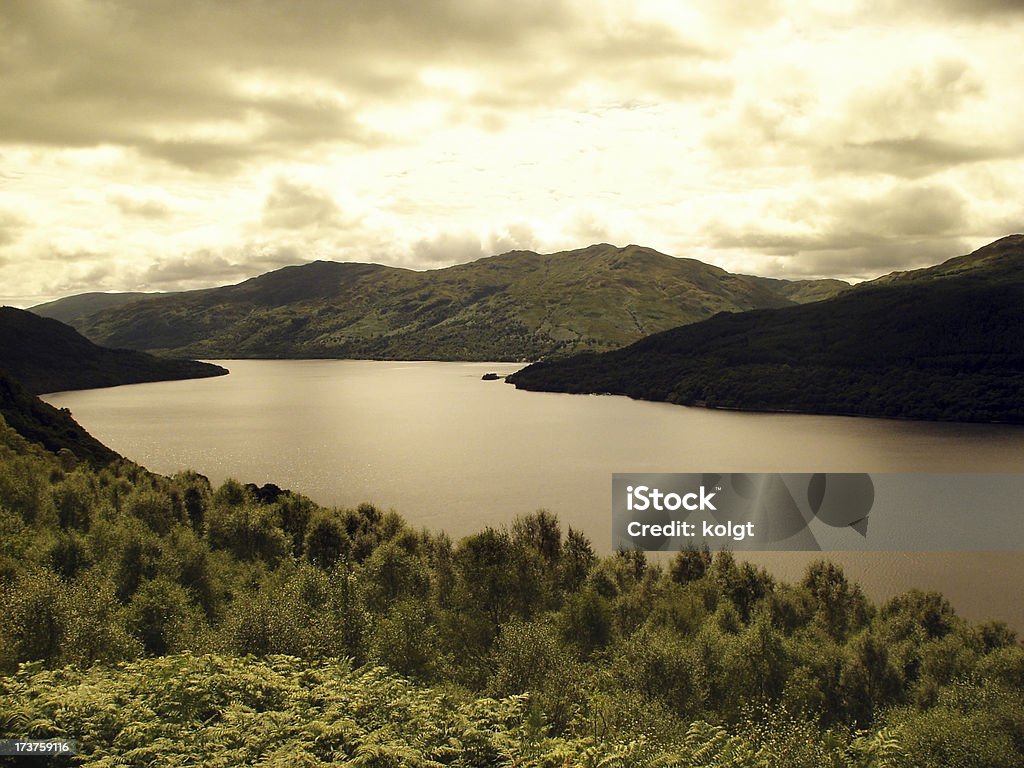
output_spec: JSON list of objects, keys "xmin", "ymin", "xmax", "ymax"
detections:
[{"xmin": 1, "ymin": 0, "xmax": 1022, "ymax": 305}]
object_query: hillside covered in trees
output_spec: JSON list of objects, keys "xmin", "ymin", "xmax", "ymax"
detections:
[
  {"xmin": 0, "ymin": 307, "xmax": 227, "ymax": 395},
  {"xmin": 0, "ymin": 372, "xmax": 120, "ymax": 466},
  {"xmin": 509, "ymin": 235, "xmax": 1024, "ymax": 423},
  {"xmin": 0, "ymin": 411, "xmax": 1022, "ymax": 766}
]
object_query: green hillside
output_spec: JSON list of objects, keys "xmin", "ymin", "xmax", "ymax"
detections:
[
  {"xmin": 41, "ymin": 245, "xmax": 849, "ymax": 361},
  {"xmin": 0, "ymin": 411, "xmax": 1021, "ymax": 766},
  {"xmin": 508, "ymin": 236, "xmax": 1024, "ymax": 423},
  {"xmin": 0, "ymin": 307, "xmax": 227, "ymax": 395},
  {"xmin": 0, "ymin": 372, "xmax": 120, "ymax": 466},
  {"xmin": 29, "ymin": 291, "xmax": 164, "ymax": 328}
]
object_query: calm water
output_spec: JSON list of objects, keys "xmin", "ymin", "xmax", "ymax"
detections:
[{"xmin": 44, "ymin": 360, "xmax": 1024, "ymax": 630}]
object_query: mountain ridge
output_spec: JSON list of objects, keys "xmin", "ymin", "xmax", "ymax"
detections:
[
  {"xmin": 867, "ymin": 233, "xmax": 1024, "ymax": 286},
  {"xmin": 34, "ymin": 244, "xmax": 851, "ymax": 361},
  {"xmin": 507, "ymin": 236, "xmax": 1024, "ymax": 423},
  {"xmin": 29, "ymin": 291, "xmax": 165, "ymax": 328},
  {"xmin": 0, "ymin": 306, "xmax": 228, "ymax": 395}
]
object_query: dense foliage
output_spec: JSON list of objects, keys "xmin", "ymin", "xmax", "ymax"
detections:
[
  {"xmin": 0, "ymin": 373, "xmax": 120, "ymax": 466},
  {"xmin": 1, "ymin": 417, "xmax": 1022, "ymax": 766},
  {"xmin": 509, "ymin": 251, "xmax": 1024, "ymax": 422},
  {"xmin": 41, "ymin": 245, "xmax": 846, "ymax": 361},
  {"xmin": 0, "ymin": 306, "xmax": 226, "ymax": 395}
]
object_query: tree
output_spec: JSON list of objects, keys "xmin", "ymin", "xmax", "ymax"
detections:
[
  {"xmin": 801, "ymin": 560, "xmax": 869, "ymax": 641},
  {"xmin": 453, "ymin": 527, "xmax": 519, "ymax": 637},
  {"xmin": 0, "ymin": 567, "xmax": 65, "ymax": 667},
  {"xmin": 127, "ymin": 577, "xmax": 208, "ymax": 656},
  {"xmin": 511, "ymin": 509, "xmax": 562, "ymax": 565},
  {"xmin": 61, "ymin": 572, "xmax": 140, "ymax": 666},
  {"xmin": 304, "ymin": 511, "xmax": 350, "ymax": 569},
  {"xmin": 126, "ymin": 487, "xmax": 178, "ymax": 535},
  {"xmin": 370, "ymin": 598, "xmax": 446, "ymax": 681},
  {"xmin": 669, "ymin": 545, "xmax": 712, "ymax": 585},
  {"xmin": 361, "ymin": 540, "xmax": 430, "ymax": 613},
  {"xmin": 559, "ymin": 588, "xmax": 613, "ymax": 659},
  {"xmin": 559, "ymin": 526, "xmax": 596, "ymax": 592}
]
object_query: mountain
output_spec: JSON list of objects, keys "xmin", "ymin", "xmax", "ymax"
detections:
[
  {"xmin": 866, "ymin": 233, "xmax": 1024, "ymax": 286},
  {"xmin": 38, "ymin": 245, "xmax": 850, "ymax": 361},
  {"xmin": 30, "ymin": 291, "xmax": 165, "ymax": 328},
  {"xmin": 0, "ymin": 307, "xmax": 228, "ymax": 395},
  {"xmin": 508, "ymin": 236, "xmax": 1024, "ymax": 423}
]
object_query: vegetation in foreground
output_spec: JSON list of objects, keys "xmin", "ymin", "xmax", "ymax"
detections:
[{"xmin": 0, "ymin": 417, "xmax": 1022, "ymax": 766}]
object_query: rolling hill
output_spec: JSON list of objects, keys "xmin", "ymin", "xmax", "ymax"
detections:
[
  {"xmin": 0, "ymin": 307, "xmax": 227, "ymax": 395},
  {"xmin": 28, "ymin": 291, "xmax": 164, "ymax": 328},
  {"xmin": 507, "ymin": 235, "xmax": 1024, "ymax": 423},
  {"xmin": 34, "ymin": 245, "xmax": 850, "ymax": 361}
]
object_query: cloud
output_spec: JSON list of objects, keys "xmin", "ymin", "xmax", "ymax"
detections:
[
  {"xmin": 409, "ymin": 231, "xmax": 489, "ymax": 268},
  {"xmin": 1, "ymin": 1, "xmax": 1022, "ymax": 295},
  {"xmin": 35, "ymin": 248, "xmax": 107, "ymax": 264},
  {"xmin": 0, "ymin": 2, "xmax": 417, "ymax": 171},
  {"xmin": 261, "ymin": 179, "xmax": 350, "ymax": 231},
  {"xmin": 706, "ymin": 55, "xmax": 1021, "ymax": 179},
  {"xmin": 0, "ymin": 0, "xmax": 728, "ymax": 172},
  {"xmin": 565, "ymin": 211, "xmax": 613, "ymax": 246},
  {"xmin": 0, "ymin": 210, "xmax": 26, "ymax": 247},
  {"xmin": 835, "ymin": 184, "xmax": 970, "ymax": 238},
  {"xmin": 706, "ymin": 183, "xmax": 974, "ymax": 278},
  {"xmin": 829, "ymin": 137, "xmax": 1016, "ymax": 177},
  {"xmin": 487, "ymin": 222, "xmax": 539, "ymax": 254},
  {"xmin": 134, "ymin": 244, "xmax": 311, "ymax": 290},
  {"xmin": 868, "ymin": 0, "xmax": 1024, "ymax": 18},
  {"xmin": 10, "ymin": 254, "xmax": 120, "ymax": 302},
  {"xmin": 109, "ymin": 193, "xmax": 172, "ymax": 219},
  {"xmin": 782, "ymin": 238, "xmax": 976, "ymax": 279}
]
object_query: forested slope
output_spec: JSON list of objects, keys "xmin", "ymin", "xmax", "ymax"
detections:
[
  {"xmin": 0, "ymin": 307, "xmax": 226, "ymax": 395},
  {"xmin": 0, "ymin": 412, "xmax": 1022, "ymax": 766},
  {"xmin": 509, "ymin": 236, "xmax": 1024, "ymax": 423}
]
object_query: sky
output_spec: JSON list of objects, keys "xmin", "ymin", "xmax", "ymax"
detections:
[{"xmin": 1, "ymin": 0, "xmax": 1022, "ymax": 306}]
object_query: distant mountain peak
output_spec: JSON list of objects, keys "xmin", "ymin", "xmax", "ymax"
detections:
[{"xmin": 42, "ymin": 242, "xmax": 849, "ymax": 361}]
